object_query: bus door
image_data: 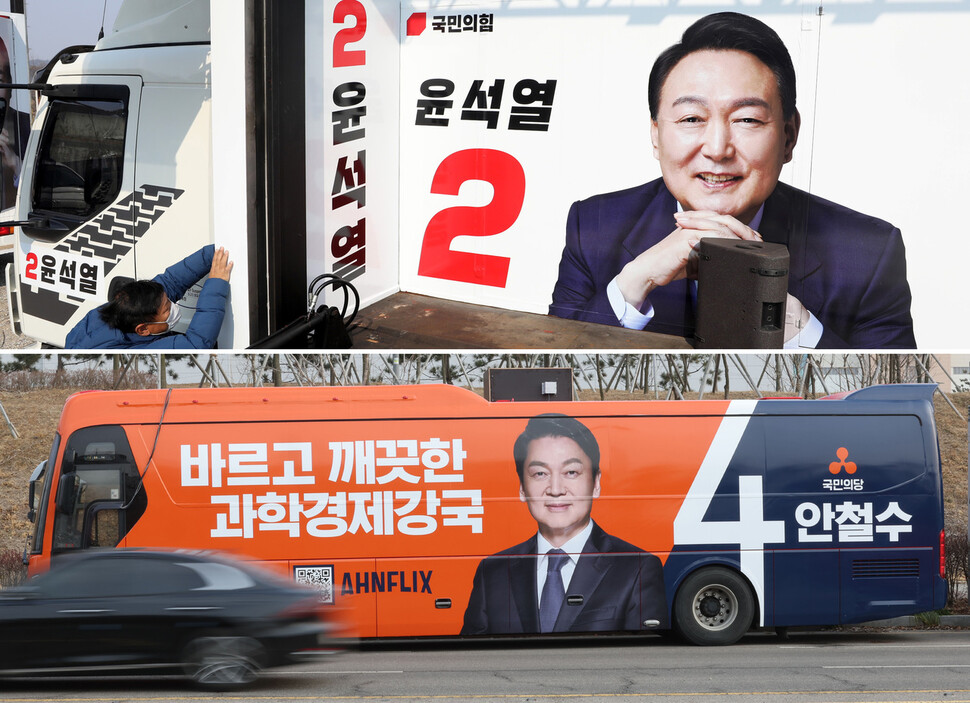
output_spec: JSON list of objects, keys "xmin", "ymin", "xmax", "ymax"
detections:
[{"xmin": 15, "ymin": 76, "xmax": 141, "ymax": 346}]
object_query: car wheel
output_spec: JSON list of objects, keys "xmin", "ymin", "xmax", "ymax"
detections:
[
  {"xmin": 673, "ymin": 567, "xmax": 754, "ymax": 646},
  {"xmin": 182, "ymin": 634, "xmax": 264, "ymax": 690}
]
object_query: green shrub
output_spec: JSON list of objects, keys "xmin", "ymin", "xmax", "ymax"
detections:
[{"xmin": 945, "ymin": 532, "xmax": 969, "ymax": 609}]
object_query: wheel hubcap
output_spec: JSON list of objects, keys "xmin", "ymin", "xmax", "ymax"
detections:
[
  {"xmin": 693, "ymin": 585, "xmax": 738, "ymax": 631},
  {"xmin": 698, "ymin": 595, "xmax": 722, "ymax": 618}
]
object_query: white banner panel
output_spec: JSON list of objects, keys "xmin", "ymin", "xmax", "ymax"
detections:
[
  {"xmin": 397, "ymin": 2, "xmax": 970, "ymax": 349},
  {"xmin": 308, "ymin": 0, "xmax": 401, "ymax": 309}
]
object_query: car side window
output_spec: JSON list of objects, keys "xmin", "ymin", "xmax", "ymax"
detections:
[
  {"xmin": 38, "ymin": 558, "xmax": 207, "ymax": 598},
  {"xmin": 39, "ymin": 559, "xmax": 117, "ymax": 599},
  {"xmin": 124, "ymin": 559, "xmax": 208, "ymax": 595}
]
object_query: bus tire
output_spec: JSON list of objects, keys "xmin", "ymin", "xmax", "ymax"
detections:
[
  {"xmin": 673, "ymin": 567, "xmax": 754, "ymax": 646},
  {"xmin": 182, "ymin": 634, "xmax": 263, "ymax": 690}
]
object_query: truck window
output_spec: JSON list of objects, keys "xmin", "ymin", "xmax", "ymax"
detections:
[{"xmin": 31, "ymin": 98, "xmax": 126, "ymax": 221}]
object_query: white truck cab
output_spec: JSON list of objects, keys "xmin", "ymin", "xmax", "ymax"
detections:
[{"xmin": 4, "ymin": 0, "xmax": 215, "ymax": 347}]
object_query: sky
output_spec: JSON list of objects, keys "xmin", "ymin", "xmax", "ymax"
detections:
[{"xmin": 19, "ymin": 0, "xmax": 123, "ymax": 67}]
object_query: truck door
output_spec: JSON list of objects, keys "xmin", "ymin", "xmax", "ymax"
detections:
[
  {"xmin": 13, "ymin": 75, "xmax": 142, "ymax": 345},
  {"xmin": 125, "ymin": 71, "xmax": 213, "ymax": 337}
]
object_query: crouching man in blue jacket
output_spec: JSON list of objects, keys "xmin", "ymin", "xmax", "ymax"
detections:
[{"xmin": 65, "ymin": 245, "xmax": 233, "ymax": 349}]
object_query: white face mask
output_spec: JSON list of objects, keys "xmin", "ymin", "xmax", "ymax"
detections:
[
  {"xmin": 165, "ymin": 301, "xmax": 182, "ymax": 328},
  {"xmin": 148, "ymin": 301, "xmax": 182, "ymax": 335}
]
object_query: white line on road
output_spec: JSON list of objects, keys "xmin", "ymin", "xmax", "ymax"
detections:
[{"xmin": 824, "ymin": 665, "xmax": 970, "ymax": 669}]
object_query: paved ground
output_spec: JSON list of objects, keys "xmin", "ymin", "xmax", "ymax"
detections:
[{"xmin": 0, "ymin": 249, "xmax": 39, "ymax": 350}]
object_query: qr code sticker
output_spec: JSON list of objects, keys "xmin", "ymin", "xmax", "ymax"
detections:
[{"xmin": 294, "ymin": 564, "xmax": 334, "ymax": 604}]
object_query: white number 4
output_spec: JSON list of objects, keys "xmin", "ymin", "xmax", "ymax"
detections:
[{"xmin": 673, "ymin": 403, "xmax": 786, "ymax": 626}]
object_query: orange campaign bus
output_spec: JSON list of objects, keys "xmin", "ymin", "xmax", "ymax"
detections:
[{"xmin": 25, "ymin": 383, "xmax": 947, "ymax": 645}]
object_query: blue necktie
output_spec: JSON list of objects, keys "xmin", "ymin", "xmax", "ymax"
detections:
[{"xmin": 539, "ymin": 549, "xmax": 568, "ymax": 633}]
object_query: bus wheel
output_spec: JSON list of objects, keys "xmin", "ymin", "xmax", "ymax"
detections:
[
  {"xmin": 182, "ymin": 634, "xmax": 263, "ymax": 690},
  {"xmin": 673, "ymin": 567, "xmax": 754, "ymax": 646}
]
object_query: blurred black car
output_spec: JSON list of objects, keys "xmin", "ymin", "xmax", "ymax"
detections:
[{"xmin": 0, "ymin": 549, "xmax": 335, "ymax": 688}]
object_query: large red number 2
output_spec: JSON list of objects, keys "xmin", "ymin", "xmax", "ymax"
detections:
[
  {"xmin": 333, "ymin": 0, "xmax": 366, "ymax": 68},
  {"xmin": 418, "ymin": 149, "xmax": 525, "ymax": 288},
  {"xmin": 24, "ymin": 252, "xmax": 37, "ymax": 280}
]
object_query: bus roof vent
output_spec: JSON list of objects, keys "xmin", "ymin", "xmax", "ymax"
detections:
[
  {"xmin": 825, "ymin": 383, "xmax": 937, "ymax": 403},
  {"xmin": 97, "ymin": 0, "xmax": 210, "ymax": 51}
]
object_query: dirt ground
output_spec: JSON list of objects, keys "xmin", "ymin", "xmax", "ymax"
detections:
[
  {"xmin": 0, "ymin": 249, "xmax": 38, "ymax": 350},
  {"xmin": 1, "ymin": 385, "xmax": 967, "ymax": 557}
]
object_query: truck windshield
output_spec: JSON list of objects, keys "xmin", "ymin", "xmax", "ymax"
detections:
[{"xmin": 31, "ymin": 98, "xmax": 126, "ymax": 220}]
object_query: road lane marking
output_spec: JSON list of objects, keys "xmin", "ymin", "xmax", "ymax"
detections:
[
  {"xmin": 823, "ymin": 665, "xmax": 970, "ymax": 669},
  {"xmin": 5, "ymin": 695, "xmax": 970, "ymax": 702}
]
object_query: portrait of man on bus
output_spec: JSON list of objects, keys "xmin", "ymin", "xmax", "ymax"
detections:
[
  {"xmin": 461, "ymin": 414, "xmax": 667, "ymax": 635},
  {"xmin": 548, "ymin": 11, "xmax": 915, "ymax": 350}
]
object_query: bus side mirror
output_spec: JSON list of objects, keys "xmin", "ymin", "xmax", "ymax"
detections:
[
  {"xmin": 55, "ymin": 473, "xmax": 79, "ymax": 515},
  {"xmin": 27, "ymin": 461, "xmax": 46, "ymax": 524}
]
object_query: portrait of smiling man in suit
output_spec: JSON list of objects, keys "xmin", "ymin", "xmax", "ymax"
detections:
[
  {"xmin": 461, "ymin": 414, "xmax": 667, "ymax": 635},
  {"xmin": 549, "ymin": 12, "xmax": 915, "ymax": 350}
]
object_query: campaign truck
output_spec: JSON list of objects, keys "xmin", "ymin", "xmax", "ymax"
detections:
[
  {"xmin": 3, "ymin": 1, "xmax": 216, "ymax": 345},
  {"xmin": 3, "ymin": 0, "xmax": 398, "ymax": 348},
  {"xmin": 26, "ymin": 383, "xmax": 948, "ymax": 645},
  {"xmin": 5, "ymin": 1, "xmax": 970, "ymax": 348}
]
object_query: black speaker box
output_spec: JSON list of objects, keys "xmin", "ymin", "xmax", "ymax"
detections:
[{"xmin": 694, "ymin": 239, "xmax": 789, "ymax": 349}]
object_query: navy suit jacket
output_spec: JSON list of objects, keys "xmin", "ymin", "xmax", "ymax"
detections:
[
  {"xmin": 549, "ymin": 178, "xmax": 916, "ymax": 349},
  {"xmin": 460, "ymin": 522, "xmax": 667, "ymax": 635}
]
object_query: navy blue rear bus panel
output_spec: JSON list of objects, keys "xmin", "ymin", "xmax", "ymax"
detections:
[{"xmin": 664, "ymin": 393, "xmax": 945, "ymax": 628}]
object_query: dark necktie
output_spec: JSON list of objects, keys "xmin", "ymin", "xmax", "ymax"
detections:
[{"xmin": 539, "ymin": 549, "xmax": 568, "ymax": 633}]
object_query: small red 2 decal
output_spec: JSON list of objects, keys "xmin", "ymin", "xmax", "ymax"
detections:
[{"xmin": 24, "ymin": 252, "xmax": 38, "ymax": 280}]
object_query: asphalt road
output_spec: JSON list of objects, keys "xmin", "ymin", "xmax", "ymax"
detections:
[{"xmin": 2, "ymin": 629, "xmax": 970, "ymax": 702}]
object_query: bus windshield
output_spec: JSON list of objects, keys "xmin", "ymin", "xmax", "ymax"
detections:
[{"xmin": 50, "ymin": 425, "xmax": 144, "ymax": 553}]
